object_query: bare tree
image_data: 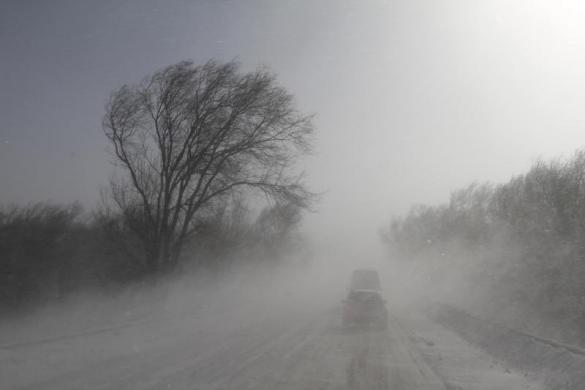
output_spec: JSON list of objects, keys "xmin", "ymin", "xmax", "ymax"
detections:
[{"xmin": 102, "ymin": 60, "xmax": 314, "ymax": 273}]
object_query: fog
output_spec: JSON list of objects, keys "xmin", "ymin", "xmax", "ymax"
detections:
[
  {"xmin": 0, "ymin": 254, "xmax": 396, "ymax": 388},
  {"xmin": 3, "ymin": 0, "xmax": 585, "ymax": 388},
  {"xmin": 4, "ymin": 0, "xmax": 585, "ymax": 250}
]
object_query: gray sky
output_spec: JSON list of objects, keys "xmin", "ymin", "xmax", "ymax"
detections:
[{"xmin": 2, "ymin": 0, "xmax": 585, "ymax": 251}]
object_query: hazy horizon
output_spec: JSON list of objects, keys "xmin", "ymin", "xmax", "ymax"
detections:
[{"xmin": 3, "ymin": 0, "xmax": 585, "ymax": 252}]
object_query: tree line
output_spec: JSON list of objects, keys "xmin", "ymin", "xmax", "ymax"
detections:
[
  {"xmin": 382, "ymin": 151, "xmax": 585, "ymax": 345},
  {"xmin": 0, "ymin": 59, "xmax": 314, "ymax": 312},
  {"xmin": 0, "ymin": 200, "xmax": 305, "ymax": 311}
]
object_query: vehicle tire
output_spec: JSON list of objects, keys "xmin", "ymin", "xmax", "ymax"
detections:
[{"xmin": 378, "ymin": 316, "xmax": 388, "ymax": 330}]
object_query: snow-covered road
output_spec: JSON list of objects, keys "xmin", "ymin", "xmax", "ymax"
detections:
[{"xmin": 1, "ymin": 295, "xmax": 542, "ymax": 390}]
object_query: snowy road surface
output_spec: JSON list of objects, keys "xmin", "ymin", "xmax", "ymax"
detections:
[{"xmin": 1, "ymin": 297, "xmax": 542, "ymax": 390}]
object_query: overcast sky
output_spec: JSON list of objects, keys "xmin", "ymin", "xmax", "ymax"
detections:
[{"xmin": 2, "ymin": 0, "xmax": 585, "ymax": 252}]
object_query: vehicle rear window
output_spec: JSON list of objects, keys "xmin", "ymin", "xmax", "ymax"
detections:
[{"xmin": 350, "ymin": 270, "xmax": 381, "ymax": 290}]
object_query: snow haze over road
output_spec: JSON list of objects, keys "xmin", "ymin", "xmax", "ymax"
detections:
[{"xmin": 0, "ymin": 264, "xmax": 541, "ymax": 390}]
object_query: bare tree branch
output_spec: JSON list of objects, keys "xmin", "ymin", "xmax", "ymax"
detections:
[{"xmin": 102, "ymin": 60, "xmax": 315, "ymax": 272}]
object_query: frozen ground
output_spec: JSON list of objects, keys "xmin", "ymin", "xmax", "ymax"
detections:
[
  {"xmin": 430, "ymin": 304, "xmax": 585, "ymax": 390},
  {"xmin": 0, "ymin": 273, "xmax": 542, "ymax": 390},
  {"xmin": 399, "ymin": 309, "xmax": 539, "ymax": 390}
]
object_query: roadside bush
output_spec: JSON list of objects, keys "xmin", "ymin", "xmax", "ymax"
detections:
[{"xmin": 382, "ymin": 150, "xmax": 585, "ymax": 345}]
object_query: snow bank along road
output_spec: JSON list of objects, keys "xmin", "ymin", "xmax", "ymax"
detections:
[
  {"xmin": 430, "ymin": 303, "xmax": 585, "ymax": 389},
  {"xmin": 1, "ymin": 295, "xmax": 542, "ymax": 390}
]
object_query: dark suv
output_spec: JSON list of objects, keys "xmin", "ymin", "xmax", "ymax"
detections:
[{"xmin": 342, "ymin": 269, "xmax": 388, "ymax": 329}]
